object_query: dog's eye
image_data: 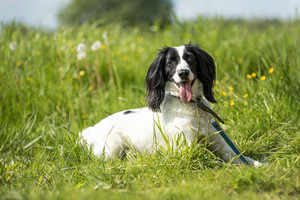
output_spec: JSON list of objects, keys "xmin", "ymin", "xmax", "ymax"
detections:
[
  {"xmin": 167, "ymin": 60, "xmax": 174, "ymax": 65},
  {"xmin": 187, "ymin": 55, "xmax": 194, "ymax": 62}
]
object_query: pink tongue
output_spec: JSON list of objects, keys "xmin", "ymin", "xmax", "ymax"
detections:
[{"xmin": 179, "ymin": 82, "xmax": 193, "ymax": 102}]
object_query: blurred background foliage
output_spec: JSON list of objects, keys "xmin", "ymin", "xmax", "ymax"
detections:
[{"xmin": 58, "ymin": 0, "xmax": 174, "ymax": 28}]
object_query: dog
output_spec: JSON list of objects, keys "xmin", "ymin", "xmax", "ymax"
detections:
[{"xmin": 80, "ymin": 44, "xmax": 262, "ymax": 166}]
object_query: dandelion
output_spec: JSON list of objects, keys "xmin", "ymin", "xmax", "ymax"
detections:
[
  {"xmin": 26, "ymin": 77, "xmax": 34, "ymax": 82},
  {"xmin": 77, "ymin": 52, "xmax": 86, "ymax": 61},
  {"xmin": 76, "ymin": 43, "xmax": 86, "ymax": 53},
  {"xmin": 123, "ymin": 55, "xmax": 129, "ymax": 60},
  {"xmin": 221, "ymin": 91, "xmax": 227, "ymax": 96},
  {"xmin": 229, "ymin": 86, "xmax": 234, "ymax": 92},
  {"xmin": 16, "ymin": 61, "xmax": 22, "ymax": 67},
  {"xmin": 79, "ymin": 70, "xmax": 86, "ymax": 76},
  {"xmin": 247, "ymin": 74, "xmax": 252, "ymax": 79},
  {"xmin": 9, "ymin": 41, "xmax": 17, "ymax": 51},
  {"xmin": 137, "ymin": 37, "xmax": 143, "ymax": 43},
  {"xmin": 214, "ymin": 50, "xmax": 221, "ymax": 57},
  {"xmin": 251, "ymin": 72, "xmax": 257, "ymax": 77},
  {"xmin": 268, "ymin": 67, "xmax": 274, "ymax": 74},
  {"xmin": 237, "ymin": 58, "xmax": 243, "ymax": 64},
  {"xmin": 243, "ymin": 94, "xmax": 248, "ymax": 98},
  {"xmin": 91, "ymin": 41, "xmax": 102, "ymax": 51},
  {"xmin": 260, "ymin": 75, "xmax": 266, "ymax": 81},
  {"xmin": 229, "ymin": 100, "xmax": 235, "ymax": 106}
]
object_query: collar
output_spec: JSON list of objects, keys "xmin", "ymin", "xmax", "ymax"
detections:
[{"xmin": 173, "ymin": 95, "xmax": 225, "ymax": 124}]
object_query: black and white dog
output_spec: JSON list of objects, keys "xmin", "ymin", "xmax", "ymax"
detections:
[{"xmin": 81, "ymin": 44, "xmax": 262, "ymax": 166}]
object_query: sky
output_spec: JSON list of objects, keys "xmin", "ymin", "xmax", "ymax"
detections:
[{"xmin": 0, "ymin": 0, "xmax": 300, "ymax": 30}]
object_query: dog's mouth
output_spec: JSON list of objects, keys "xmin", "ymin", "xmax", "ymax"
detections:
[{"xmin": 174, "ymin": 79, "xmax": 195, "ymax": 102}]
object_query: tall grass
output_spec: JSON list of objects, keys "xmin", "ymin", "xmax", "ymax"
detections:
[{"xmin": 0, "ymin": 18, "xmax": 299, "ymax": 199}]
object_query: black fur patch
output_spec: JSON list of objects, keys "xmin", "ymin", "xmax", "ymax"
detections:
[{"xmin": 124, "ymin": 110, "xmax": 134, "ymax": 115}]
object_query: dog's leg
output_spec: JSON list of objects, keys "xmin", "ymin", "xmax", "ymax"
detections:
[
  {"xmin": 81, "ymin": 127, "xmax": 123, "ymax": 160},
  {"xmin": 205, "ymin": 123, "xmax": 262, "ymax": 167}
]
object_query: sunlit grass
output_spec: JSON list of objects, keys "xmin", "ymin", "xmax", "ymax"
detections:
[{"xmin": 0, "ymin": 19, "xmax": 299, "ymax": 199}]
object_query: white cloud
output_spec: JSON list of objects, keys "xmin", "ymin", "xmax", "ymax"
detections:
[{"xmin": 175, "ymin": 0, "xmax": 300, "ymax": 20}]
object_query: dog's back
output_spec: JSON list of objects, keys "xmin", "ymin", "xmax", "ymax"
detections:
[{"xmin": 80, "ymin": 107, "xmax": 156, "ymax": 158}]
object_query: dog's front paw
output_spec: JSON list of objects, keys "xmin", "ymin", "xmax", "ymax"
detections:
[{"xmin": 253, "ymin": 160, "xmax": 267, "ymax": 167}]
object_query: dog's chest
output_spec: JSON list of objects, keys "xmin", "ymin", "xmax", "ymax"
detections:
[{"xmin": 160, "ymin": 96, "xmax": 208, "ymax": 142}]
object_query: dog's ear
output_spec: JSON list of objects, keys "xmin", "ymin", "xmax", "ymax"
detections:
[
  {"xmin": 146, "ymin": 47, "xmax": 169, "ymax": 112},
  {"xmin": 189, "ymin": 44, "xmax": 217, "ymax": 103}
]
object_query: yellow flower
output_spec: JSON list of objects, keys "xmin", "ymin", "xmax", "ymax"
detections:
[
  {"xmin": 247, "ymin": 74, "xmax": 252, "ymax": 79},
  {"xmin": 137, "ymin": 37, "xmax": 143, "ymax": 43},
  {"xmin": 268, "ymin": 67, "xmax": 274, "ymax": 74},
  {"xmin": 123, "ymin": 55, "xmax": 129, "ymax": 60},
  {"xmin": 229, "ymin": 86, "xmax": 234, "ymax": 92},
  {"xmin": 88, "ymin": 85, "xmax": 93, "ymax": 91},
  {"xmin": 101, "ymin": 44, "xmax": 106, "ymax": 50},
  {"xmin": 26, "ymin": 77, "xmax": 34, "ymax": 82},
  {"xmin": 243, "ymin": 94, "xmax": 248, "ymax": 98},
  {"xmin": 260, "ymin": 76, "xmax": 266, "ymax": 81},
  {"xmin": 237, "ymin": 58, "xmax": 243, "ymax": 64},
  {"xmin": 229, "ymin": 100, "xmax": 235, "ymax": 106},
  {"xmin": 137, "ymin": 47, "xmax": 144, "ymax": 53},
  {"xmin": 79, "ymin": 70, "xmax": 86, "ymax": 76},
  {"xmin": 251, "ymin": 72, "xmax": 257, "ymax": 77},
  {"xmin": 38, "ymin": 176, "xmax": 43, "ymax": 184},
  {"xmin": 221, "ymin": 91, "xmax": 227, "ymax": 96},
  {"xmin": 116, "ymin": 50, "xmax": 121, "ymax": 55},
  {"xmin": 214, "ymin": 50, "xmax": 221, "ymax": 57},
  {"xmin": 16, "ymin": 61, "xmax": 22, "ymax": 67}
]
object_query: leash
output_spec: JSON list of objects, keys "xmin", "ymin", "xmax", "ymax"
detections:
[
  {"xmin": 193, "ymin": 97, "xmax": 250, "ymax": 165},
  {"xmin": 194, "ymin": 97, "xmax": 225, "ymax": 124}
]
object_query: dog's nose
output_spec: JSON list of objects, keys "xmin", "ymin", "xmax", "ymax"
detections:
[{"xmin": 178, "ymin": 69, "xmax": 190, "ymax": 80}]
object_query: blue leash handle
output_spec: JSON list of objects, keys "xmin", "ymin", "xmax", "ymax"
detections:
[{"xmin": 211, "ymin": 120, "xmax": 250, "ymax": 165}]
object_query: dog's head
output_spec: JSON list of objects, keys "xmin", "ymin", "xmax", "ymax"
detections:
[{"xmin": 146, "ymin": 44, "xmax": 216, "ymax": 112}]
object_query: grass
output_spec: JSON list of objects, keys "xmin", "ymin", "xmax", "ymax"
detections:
[{"xmin": 0, "ymin": 18, "xmax": 300, "ymax": 199}]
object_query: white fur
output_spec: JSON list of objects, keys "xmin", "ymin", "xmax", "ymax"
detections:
[
  {"xmin": 172, "ymin": 46, "xmax": 194, "ymax": 83},
  {"xmin": 80, "ymin": 46, "xmax": 262, "ymax": 167}
]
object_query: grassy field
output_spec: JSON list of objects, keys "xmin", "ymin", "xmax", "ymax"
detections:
[{"xmin": 0, "ymin": 18, "xmax": 299, "ymax": 199}]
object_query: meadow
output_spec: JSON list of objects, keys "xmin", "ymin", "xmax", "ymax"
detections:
[{"xmin": 0, "ymin": 18, "xmax": 299, "ymax": 199}]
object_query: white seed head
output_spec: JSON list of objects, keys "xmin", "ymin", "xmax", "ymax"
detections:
[
  {"xmin": 76, "ymin": 43, "xmax": 86, "ymax": 53},
  {"xmin": 9, "ymin": 41, "xmax": 17, "ymax": 51},
  {"xmin": 91, "ymin": 41, "xmax": 102, "ymax": 51},
  {"xmin": 77, "ymin": 52, "xmax": 86, "ymax": 60}
]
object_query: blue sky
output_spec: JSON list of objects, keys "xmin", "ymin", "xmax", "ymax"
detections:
[{"xmin": 0, "ymin": 0, "xmax": 300, "ymax": 30}]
